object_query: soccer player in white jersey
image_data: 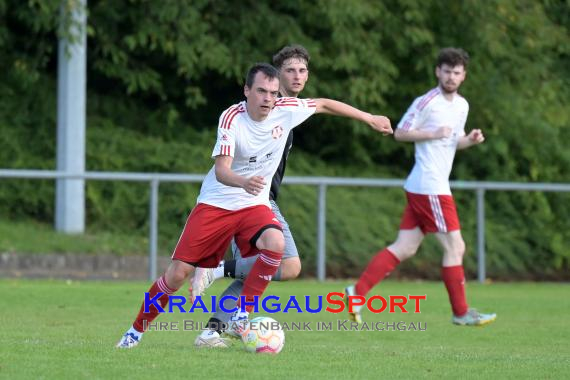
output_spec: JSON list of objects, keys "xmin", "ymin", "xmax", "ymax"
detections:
[
  {"xmin": 344, "ymin": 48, "xmax": 497, "ymax": 327},
  {"xmin": 116, "ymin": 62, "xmax": 393, "ymax": 348},
  {"xmin": 192, "ymin": 45, "xmax": 314, "ymax": 347}
]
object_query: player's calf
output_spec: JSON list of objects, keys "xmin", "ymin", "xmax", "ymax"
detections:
[{"xmin": 279, "ymin": 257, "xmax": 301, "ymax": 280}]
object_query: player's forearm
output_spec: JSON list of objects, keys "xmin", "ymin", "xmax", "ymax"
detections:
[
  {"xmin": 214, "ymin": 165, "xmax": 247, "ymax": 188},
  {"xmin": 314, "ymin": 98, "xmax": 372, "ymax": 124},
  {"xmin": 394, "ymin": 128, "xmax": 439, "ymax": 142},
  {"xmin": 456, "ymin": 136, "xmax": 475, "ymax": 150}
]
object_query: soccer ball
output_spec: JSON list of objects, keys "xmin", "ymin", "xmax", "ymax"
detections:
[{"xmin": 241, "ymin": 316, "xmax": 285, "ymax": 354}]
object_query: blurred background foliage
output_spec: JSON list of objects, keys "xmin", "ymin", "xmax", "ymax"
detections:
[{"xmin": 0, "ymin": 0, "xmax": 569, "ymax": 279}]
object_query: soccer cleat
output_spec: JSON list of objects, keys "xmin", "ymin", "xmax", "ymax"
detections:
[
  {"xmin": 344, "ymin": 285, "xmax": 363, "ymax": 324},
  {"xmin": 226, "ymin": 310, "xmax": 250, "ymax": 339},
  {"xmin": 194, "ymin": 330, "xmax": 231, "ymax": 348},
  {"xmin": 116, "ymin": 332, "xmax": 141, "ymax": 349},
  {"xmin": 452, "ymin": 308, "xmax": 497, "ymax": 326},
  {"xmin": 191, "ymin": 267, "xmax": 216, "ymax": 300}
]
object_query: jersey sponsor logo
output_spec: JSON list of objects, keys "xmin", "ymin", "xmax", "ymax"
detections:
[
  {"xmin": 257, "ymin": 152, "xmax": 274, "ymax": 165},
  {"xmin": 272, "ymin": 125, "xmax": 284, "ymax": 139}
]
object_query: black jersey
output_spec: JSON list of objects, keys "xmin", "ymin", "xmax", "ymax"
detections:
[{"xmin": 269, "ymin": 130, "xmax": 294, "ymax": 201}]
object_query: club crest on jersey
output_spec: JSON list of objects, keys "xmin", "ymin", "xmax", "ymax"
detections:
[{"xmin": 271, "ymin": 125, "xmax": 283, "ymax": 139}]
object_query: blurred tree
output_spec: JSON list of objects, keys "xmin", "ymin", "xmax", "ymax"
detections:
[{"xmin": 0, "ymin": 0, "xmax": 568, "ymax": 278}]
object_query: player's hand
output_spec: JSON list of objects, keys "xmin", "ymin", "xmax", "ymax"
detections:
[
  {"xmin": 244, "ymin": 176, "xmax": 266, "ymax": 195},
  {"xmin": 369, "ymin": 115, "xmax": 393, "ymax": 136},
  {"xmin": 467, "ymin": 129, "xmax": 485, "ymax": 144},
  {"xmin": 434, "ymin": 126, "xmax": 453, "ymax": 139}
]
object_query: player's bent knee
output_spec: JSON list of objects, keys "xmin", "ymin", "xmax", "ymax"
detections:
[
  {"xmin": 256, "ymin": 228, "xmax": 285, "ymax": 253},
  {"xmin": 390, "ymin": 243, "xmax": 418, "ymax": 261},
  {"xmin": 458, "ymin": 240, "xmax": 466, "ymax": 256},
  {"xmin": 264, "ymin": 238, "xmax": 285, "ymax": 253},
  {"xmin": 400, "ymin": 249, "xmax": 418, "ymax": 261},
  {"xmin": 448, "ymin": 240, "xmax": 466, "ymax": 259},
  {"xmin": 268, "ymin": 240, "xmax": 285, "ymax": 254},
  {"xmin": 450, "ymin": 247, "xmax": 465, "ymax": 260}
]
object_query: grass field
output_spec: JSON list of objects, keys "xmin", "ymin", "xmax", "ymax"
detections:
[
  {"xmin": 0, "ymin": 219, "xmax": 148, "ymax": 256},
  {"xmin": 1, "ymin": 279, "xmax": 569, "ymax": 379}
]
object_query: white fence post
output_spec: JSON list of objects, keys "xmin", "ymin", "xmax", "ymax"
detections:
[
  {"xmin": 149, "ymin": 179, "xmax": 159, "ymax": 281},
  {"xmin": 317, "ymin": 184, "xmax": 327, "ymax": 281},
  {"xmin": 477, "ymin": 188, "xmax": 486, "ymax": 283}
]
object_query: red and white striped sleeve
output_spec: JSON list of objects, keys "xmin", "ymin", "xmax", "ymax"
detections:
[
  {"xmin": 397, "ymin": 88, "xmax": 439, "ymax": 131},
  {"xmin": 274, "ymin": 97, "xmax": 317, "ymax": 109},
  {"xmin": 274, "ymin": 97, "xmax": 317, "ymax": 129},
  {"xmin": 211, "ymin": 103, "xmax": 244, "ymax": 158}
]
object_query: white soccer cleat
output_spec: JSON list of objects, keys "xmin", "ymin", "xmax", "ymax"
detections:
[
  {"xmin": 194, "ymin": 330, "xmax": 231, "ymax": 348},
  {"xmin": 116, "ymin": 331, "xmax": 142, "ymax": 349},
  {"xmin": 226, "ymin": 309, "xmax": 250, "ymax": 339},
  {"xmin": 191, "ymin": 267, "xmax": 216, "ymax": 299},
  {"xmin": 452, "ymin": 308, "xmax": 497, "ymax": 326}
]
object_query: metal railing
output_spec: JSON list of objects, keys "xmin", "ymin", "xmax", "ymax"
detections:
[{"xmin": 2, "ymin": 169, "xmax": 570, "ymax": 282}]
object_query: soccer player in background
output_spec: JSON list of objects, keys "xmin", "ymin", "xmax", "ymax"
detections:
[
  {"xmin": 345, "ymin": 47, "xmax": 497, "ymax": 326},
  {"xmin": 117, "ymin": 62, "xmax": 393, "ymax": 348},
  {"xmin": 192, "ymin": 45, "xmax": 313, "ymax": 348}
]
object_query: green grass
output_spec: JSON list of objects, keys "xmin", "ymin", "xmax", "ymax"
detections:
[
  {"xmin": 1, "ymin": 279, "xmax": 569, "ymax": 379},
  {"xmin": 0, "ymin": 219, "xmax": 147, "ymax": 255}
]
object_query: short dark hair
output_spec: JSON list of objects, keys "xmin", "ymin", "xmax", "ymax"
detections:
[
  {"xmin": 437, "ymin": 47, "xmax": 470, "ymax": 69},
  {"xmin": 272, "ymin": 44, "xmax": 310, "ymax": 69},
  {"xmin": 245, "ymin": 63, "xmax": 279, "ymax": 88}
]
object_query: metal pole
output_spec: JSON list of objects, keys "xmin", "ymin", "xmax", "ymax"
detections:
[
  {"xmin": 55, "ymin": 0, "xmax": 87, "ymax": 233},
  {"xmin": 476, "ymin": 188, "xmax": 486, "ymax": 283},
  {"xmin": 149, "ymin": 179, "xmax": 159, "ymax": 281},
  {"xmin": 317, "ymin": 184, "xmax": 327, "ymax": 281}
]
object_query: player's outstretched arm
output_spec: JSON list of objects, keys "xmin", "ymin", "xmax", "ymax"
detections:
[
  {"xmin": 214, "ymin": 155, "xmax": 266, "ymax": 195},
  {"xmin": 394, "ymin": 126, "xmax": 452, "ymax": 142},
  {"xmin": 314, "ymin": 98, "xmax": 393, "ymax": 135},
  {"xmin": 457, "ymin": 129, "xmax": 485, "ymax": 150}
]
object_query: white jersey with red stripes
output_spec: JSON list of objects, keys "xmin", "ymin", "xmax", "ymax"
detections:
[
  {"xmin": 397, "ymin": 87, "xmax": 469, "ymax": 195},
  {"xmin": 197, "ymin": 97, "xmax": 316, "ymax": 210}
]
